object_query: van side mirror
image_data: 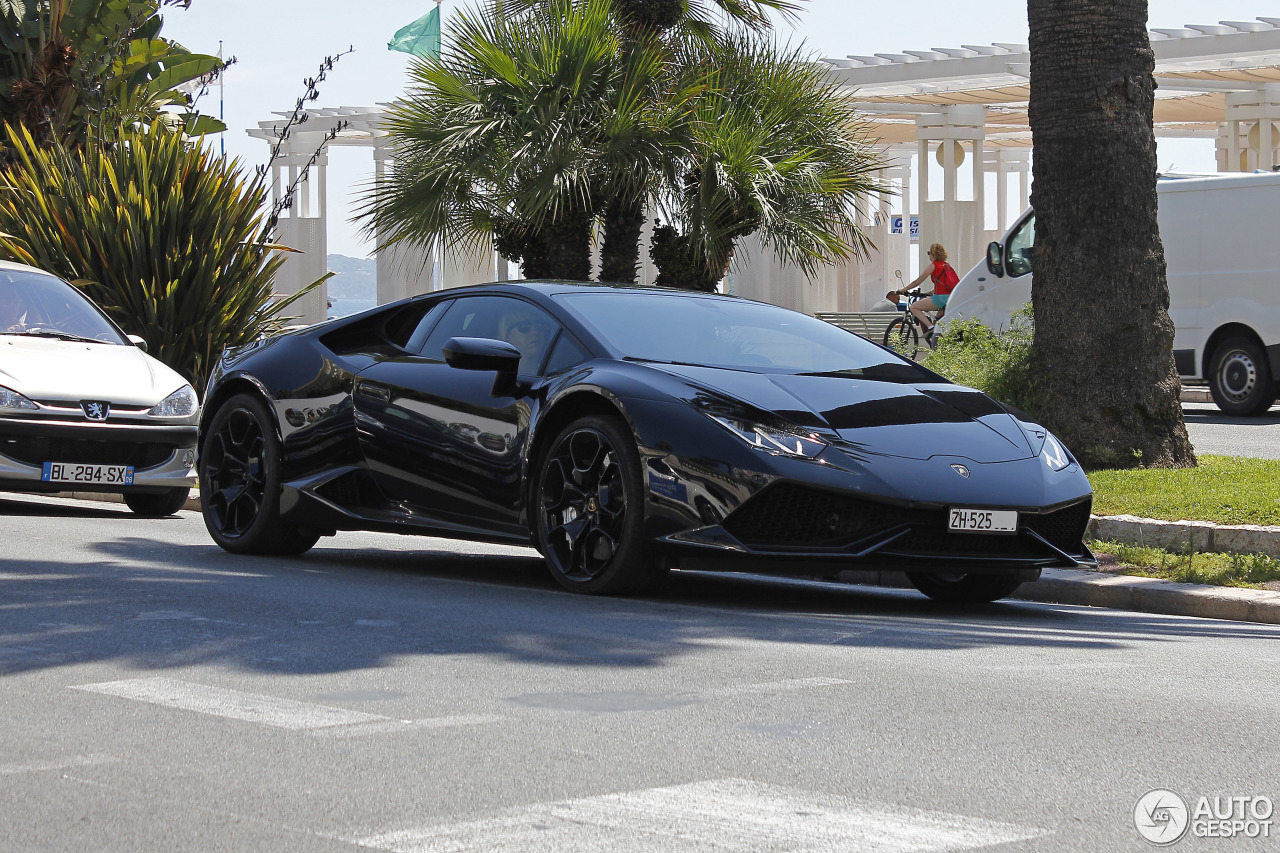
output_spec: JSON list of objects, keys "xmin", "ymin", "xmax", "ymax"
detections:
[
  {"xmin": 986, "ymin": 242, "xmax": 1005, "ymax": 277},
  {"xmin": 127, "ymin": 334, "xmax": 148, "ymax": 352}
]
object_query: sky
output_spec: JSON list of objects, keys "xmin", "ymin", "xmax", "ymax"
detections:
[{"xmin": 162, "ymin": 1, "xmax": 1274, "ymax": 259}]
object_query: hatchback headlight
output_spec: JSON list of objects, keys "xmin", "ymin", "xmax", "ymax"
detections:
[
  {"xmin": 708, "ymin": 414, "xmax": 827, "ymax": 459},
  {"xmin": 0, "ymin": 384, "xmax": 37, "ymax": 411},
  {"xmin": 149, "ymin": 385, "xmax": 198, "ymax": 418}
]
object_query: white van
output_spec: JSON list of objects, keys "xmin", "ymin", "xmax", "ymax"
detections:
[{"xmin": 942, "ymin": 171, "xmax": 1280, "ymax": 416}]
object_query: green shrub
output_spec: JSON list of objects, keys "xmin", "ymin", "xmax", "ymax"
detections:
[
  {"xmin": 0, "ymin": 122, "xmax": 313, "ymax": 392},
  {"xmin": 923, "ymin": 304, "xmax": 1037, "ymax": 415}
]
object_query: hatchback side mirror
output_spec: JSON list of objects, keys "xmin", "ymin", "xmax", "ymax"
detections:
[
  {"xmin": 986, "ymin": 241, "xmax": 1005, "ymax": 277},
  {"xmin": 127, "ymin": 334, "xmax": 148, "ymax": 352},
  {"xmin": 442, "ymin": 336, "xmax": 526, "ymax": 397}
]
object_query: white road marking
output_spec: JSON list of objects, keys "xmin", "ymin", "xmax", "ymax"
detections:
[
  {"xmin": 353, "ymin": 778, "xmax": 1050, "ymax": 853},
  {"xmin": 0, "ymin": 754, "xmax": 118, "ymax": 776},
  {"xmin": 73, "ymin": 677, "xmax": 511, "ymax": 735},
  {"xmin": 73, "ymin": 677, "xmax": 388, "ymax": 730}
]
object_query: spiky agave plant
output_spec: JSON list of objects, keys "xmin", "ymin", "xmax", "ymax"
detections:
[{"xmin": 0, "ymin": 121, "xmax": 314, "ymax": 391}]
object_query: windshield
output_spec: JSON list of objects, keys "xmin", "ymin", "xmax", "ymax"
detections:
[
  {"xmin": 555, "ymin": 291, "xmax": 932, "ymax": 380},
  {"xmin": 0, "ymin": 269, "xmax": 126, "ymax": 344}
]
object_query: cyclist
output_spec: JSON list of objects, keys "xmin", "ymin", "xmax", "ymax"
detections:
[{"xmin": 894, "ymin": 242, "xmax": 959, "ymax": 345}]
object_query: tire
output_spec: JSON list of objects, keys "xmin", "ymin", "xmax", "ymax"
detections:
[
  {"xmin": 905, "ymin": 571, "xmax": 1024, "ymax": 604},
  {"xmin": 1208, "ymin": 336, "xmax": 1276, "ymax": 417},
  {"xmin": 199, "ymin": 393, "xmax": 320, "ymax": 556},
  {"xmin": 124, "ymin": 488, "xmax": 191, "ymax": 517},
  {"xmin": 883, "ymin": 317, "xmax": 920, "ymax": 359},
  {"xmin": 533, "ymin": 415, "xmax": 668, "ymax": 595}
]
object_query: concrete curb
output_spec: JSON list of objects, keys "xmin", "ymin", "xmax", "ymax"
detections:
[
  {"xmin": 1087, "ymin": 514, "xmax": 1280, "ymax": 558},
  {"xmin": 837, "ymin": 567, "xmax": 1280, "ymax": 626},
  {"xmin": 1011, "ymin": 567, "xmax": 1280, "ymax": 625},
  {"xmin": 1179, "ymin": 386, "xmax": 1212, "ymax": 404}
]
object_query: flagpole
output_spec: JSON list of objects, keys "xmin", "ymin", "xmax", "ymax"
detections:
[{"xmin": 218, "ymin": 40, "xmax": 225, "ymax": 157}]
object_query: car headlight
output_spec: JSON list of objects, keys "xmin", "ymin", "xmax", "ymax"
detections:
[
  {"xmin": 1041, "ymin": 433, "xmax": 1074, "ymax": 472},
  {"xmin": 0, "ymin": 384, "xmax": 37, "ymax": 411},
  {"xmin": 148, "ymin": 384, "xmax": 198, "ymax": 418},
  {"xmin": 708, "ymin": 414, "xmax": 827, "ymax": 459},
  {"xmin": 1013, "ymin": 419, "xmax": 1074, "ymax": 472}
]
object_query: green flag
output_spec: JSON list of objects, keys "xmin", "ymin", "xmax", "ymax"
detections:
[{"xmin": 389, "ymin": 6, "xmax": 441, "ymax": 59}]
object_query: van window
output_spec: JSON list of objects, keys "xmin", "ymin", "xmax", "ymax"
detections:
[{"xmin": 1006, "ymin": 215, "xmax": 1036, "ymax": 277}]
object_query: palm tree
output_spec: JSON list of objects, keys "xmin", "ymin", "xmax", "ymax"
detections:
[
  {"xmin": 1025, "ymin": 0, "xmax": 1194, "ymax": 469},
  {"xmin": 501, "ymin": 0, "xmax": 809, "ymax": 283},
  {"xmin": 651, "ymin": 33, "xmax": 883, "ymax": 290},
  {"xmin": 363, "ymin": 0, "xmax": 678, "ymax": 281}
]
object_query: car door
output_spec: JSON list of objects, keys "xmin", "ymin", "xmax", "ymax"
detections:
[{"xmin": 353, "ymin": 294, "xmax": 558, "ymax": 534}]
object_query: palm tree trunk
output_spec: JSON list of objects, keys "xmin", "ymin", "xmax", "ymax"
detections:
[
  {"xmin": 541, "ymin": 205, "xmax": 592, "ymax": 281},
  {"xmin": 1026, "ymin": 0, "xmax": 1194, "ymax": 469},
  {"xmin": 599, "ymin": 196, "xmax": 645, "ymax": 283}
]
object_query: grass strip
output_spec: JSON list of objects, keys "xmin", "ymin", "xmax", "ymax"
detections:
[
  {"xmin": 1090, "ymin": 539, "xmax": 1280, "ymax": 589},
  {"xmin": 1087, "ymin": 454, "xmax": 1280, "ymax": 526}
]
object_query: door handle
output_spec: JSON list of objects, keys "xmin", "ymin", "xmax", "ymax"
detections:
[{"xmin": 357, "ymin": 382, "xmax": 391, "ymax": 403}]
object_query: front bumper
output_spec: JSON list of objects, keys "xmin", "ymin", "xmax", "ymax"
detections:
[
  {"xmin": 0, "ymin": 417, "xmax": 197, "ymax": 493},
  {"xmin": 652, "ymin": 480, "xmax": 1096, "ymax": 574}
]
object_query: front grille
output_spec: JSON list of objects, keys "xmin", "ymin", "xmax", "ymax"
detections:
[
  {"xmin": 1023, "ymin": 499, "xmax": 1092, "ymax": 554},
  {"xmin": 722, "ymin": 483, "xmax": 902, "ymax": 548},
  {"xmin": 722, "ymin": 483, "xmax": 1091, "ymax": 559},
  {"xmin": 0, "ymin": 435, "xmax": 175, "ymax": 469}
]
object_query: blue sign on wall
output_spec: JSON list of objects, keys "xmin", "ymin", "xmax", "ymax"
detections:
[{"xmin": 890, "ymin": 215, "xmax": 920, "ymax": 242}]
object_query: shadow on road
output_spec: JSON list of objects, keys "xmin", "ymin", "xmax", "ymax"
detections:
[{"xmin": 3, "ymin": 497, "xmax": 1279, "ymax": 681}]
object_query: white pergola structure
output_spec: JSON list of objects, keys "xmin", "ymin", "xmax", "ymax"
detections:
[{"xmin": 250, "ymin": 17, "xmax": 1280, "ymax": 323}]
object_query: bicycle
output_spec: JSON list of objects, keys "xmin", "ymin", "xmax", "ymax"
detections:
[{"xmin": 883, "ymin": 271, "xmax": 940, "ymax": 359}]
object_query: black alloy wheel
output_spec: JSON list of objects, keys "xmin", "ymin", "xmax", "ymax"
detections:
[
  {"xmin": 1208, "ymin": 335, "xmax": 1276, "ymax": 417},
  {"xmin": 884, "ymin": 317, "xmax": 920, "ymax": 359},
  {"xmin": 124, "ymin": 487, "xmax": 191, "ymax": 517},
  {"xmin": 905, "ymin": 571, "xmax": 1024, "ymax": 604},
  {"xmin": 199, "ymin": 393, "xmax": 319, "ymax": 555},
  {"xmin": 535, "ymin": 415, "xmax": 667, "ymax": 595}
]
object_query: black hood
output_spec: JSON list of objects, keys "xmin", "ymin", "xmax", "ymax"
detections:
[{"xmin": 647, "ymin": 363, "xmax": 1035, "ymax": 464}]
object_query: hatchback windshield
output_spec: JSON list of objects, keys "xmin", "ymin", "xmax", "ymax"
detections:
[
  {"xmin": 0, "ymin": 269, "xmax": 126, "ymax": 344},
  {"xmin": 556, "ymin": 291, "xmax": 932, "ymax": 379}
]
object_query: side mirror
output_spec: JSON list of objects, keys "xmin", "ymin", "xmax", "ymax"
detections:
[
  {"xmin": 127, "ymin": 334, "xmax": 148, "ymax": 352},
  {"xmin": 986, "ymin": 241, "xmax": 1005, "ymax": 277},
  {"xmin": 442, "ymin": 336, "xmax": 525, "ymax": 397}
]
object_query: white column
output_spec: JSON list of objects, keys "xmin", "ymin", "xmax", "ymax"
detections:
[
  {"xmin": 268, "ymin": 146, "xmax": 329, "ymax": 325},
  {"xmin": 372, "ymin": 144, "xmax": 436, "ymax": 302}
]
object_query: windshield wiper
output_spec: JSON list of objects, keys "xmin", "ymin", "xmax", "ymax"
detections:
[{"xmin": 9, "ymin": 328, "xmax": 106, "ymax": 344}]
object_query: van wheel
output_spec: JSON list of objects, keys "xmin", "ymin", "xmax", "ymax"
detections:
[{"xmin": 1208, "ymin": 336, "xmax": 1276, "ymax": 416}]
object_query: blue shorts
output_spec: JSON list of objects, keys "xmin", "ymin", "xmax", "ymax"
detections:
[{"xmin": 932, "ymin": 294, "xmax": 950, "ymax": 308}]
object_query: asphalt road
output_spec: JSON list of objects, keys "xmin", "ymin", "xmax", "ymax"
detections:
[
  {"xmin": 1182, "ymin": 401, "xmax": 1280, "ymax": 460},
  {"xmin": 3, "ymin": 494, "xmax": 1278, "ymax": 851}
]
